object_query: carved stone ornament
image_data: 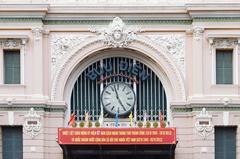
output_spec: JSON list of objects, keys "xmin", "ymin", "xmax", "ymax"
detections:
[
  {"xmin": 146, "ymin": 34, "xmax": 185, "ymax": 75},
  {"xmin": 91, "ymin": 17, "xmax": 140, "ymax": 48},
  {"xmin": 193, "ymin": 26, "xmax": 204, "ymax": 41},
  {"xmin": 212, "ymin": 38, "xmax": 237, "ymax": 48},
  {"xmin": 0, "ymin": 39, "xmax": 22, "ymax": 49},
  {"xmin": 50, "ymin": 33, "xmax": 90, "ymax": 75},
  {"xmin": 195, "ymin": 108, "xmax": 214, "ymax": 140},
  {"xmin": 32, "ymin": 27, "xmax": 43, "ymax": 41},
  {"xmin": 23, "ymin": 108, "xmax": 41, "ymax": 138}
]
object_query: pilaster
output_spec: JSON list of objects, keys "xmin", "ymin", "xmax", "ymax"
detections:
[
  {"xmin": 192, "ymin": 26, "xmax": 204, "ymax": 97},
  {"xmin": 31, "ymin": 27, "xmax": 44, "ymax": 96}
]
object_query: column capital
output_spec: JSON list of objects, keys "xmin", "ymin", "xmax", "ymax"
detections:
[
  {"xmin": 32, "ymin": 27, "xmax": 43, "ymax": 41},
  {"xmin": 193, "ymin": 26, "xmax": 204, "ymax": 41}
]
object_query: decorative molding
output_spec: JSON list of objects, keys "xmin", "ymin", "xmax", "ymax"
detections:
[
  {"xmin": 1, "ymin": 39, "xmax": 21, "ymax": 48},
  {"xmin": 43, "ymin": 19, "xmax": 192, "ymax": 25},
  {"xmin": 23, "ymin": 108, "xmax": 42, "ymax": 138},
  {"xmin": 0, "ymin": 104, "xmax": 66, "ymax": 112},
  {"xmin": 91, "ymin": 17, "xmax": 141, "ymax": 48},
  {"xmin": 50, "ymin": 33, "xmax": 91, "ymax": 75},
  {"xmin": 32, "ymin": 27, "xmax": 43, "ymax": 41},
  {"xmin": 172, "ymin": 106, "xmax": 240, "ymax": 112},
  {"xmin": 45, "ymin": 0, "xmax": 185, "ymax": 4},
  {"xmin": 195, "ymin": 108, "xmax": 213, "ymax": 140},
  {"xmin": 221, "ymin": 97, "xmax": 232, "ymax": 106},
  {"xmin": 208, "ymin": 38, "xmax": 238, "ymax": 54},
  {"xmin": 193, "ymin": 26, "xmax": 204, "ymax": 41},
  {"xmin": 0, "ymin": 18, "xmax": 42, "ymax": 23},
  {"xmin": 145, "ymin": 34, "xmax": 185, "ymax": 75},
  {"xmin": 193, "ymin": 17, "xmax": 240, "ymax": 22},
  {"xmin": 0, "ymin": 39, "xmax": 26, "ymax": 49},
  {"xmin": 212, "ymin": 38, "xmax": 237, "ymax": 48}
]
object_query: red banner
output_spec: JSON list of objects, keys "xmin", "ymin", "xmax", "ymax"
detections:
[{"xmin": 58, "ymin": 128, "xmax": 176, "ymax": 145}]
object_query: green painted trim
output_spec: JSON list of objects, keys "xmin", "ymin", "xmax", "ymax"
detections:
[
  {"xmin": 172, "ymin": 106, "xmax": 240, "ymax": 112},
  {"xmin": 193, "ymin": 17, "xmax": 240, "ymax": 22},
  {"xmin": 0, "ymin": 18, "xmax": 192, "ymax": 25},
  {"xmin": 0, "ymin": 104, "xmax": 66, "ymax": 112},
  {"xmin": 1, "ymin": 17, "xmax": 240, "ymax": 25},
  {"xmin": 0, "ymin": 18, "xmax": 42, "ymax": 23},
  {"xmin": 43, "ymin": 19, "xmax": 192, "ymax": 25},
  {"xmin": 43, "ymin": 20, "xmax": 109, "ymax": 25}
]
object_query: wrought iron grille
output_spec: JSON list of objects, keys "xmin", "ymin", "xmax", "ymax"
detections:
[{"xmin": 70, "ymin": 57, "xmax": 167, "ymax": 121}]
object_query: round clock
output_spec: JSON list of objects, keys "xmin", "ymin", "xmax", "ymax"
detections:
[{"xmin": 101, "ymin": 82, "xmax": 135, "ymax": 116}]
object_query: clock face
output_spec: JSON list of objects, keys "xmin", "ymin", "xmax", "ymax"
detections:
[{"xmin": 101, "ymin": 82, "xmax": 135, "ymax": 116}]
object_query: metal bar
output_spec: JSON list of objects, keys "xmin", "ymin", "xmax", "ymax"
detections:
[
  {"xmin": 87, "ymin": 67, "xmax": 90, "ymax": 116},
  {"xmin": 84, "ymin": 68, "xmax": 87, "ymax": 114},
  {"xmin": 158, "ymin": 76, "xmax": 161, "ymax": 120},
  {"xmin": 161, "ymin": 84, "xmax": 164, "ymax": 119},
  {"xmin": 142, "ymin": 65, "xmax": 145, "ymax": 115},
  {"xmin": 95, "ymin": 62, "xmax": 98, "ymax": 119},
  {"xmin": 138, "ymin": 61, "xmax": 141, "ymax": 120},
  {"xmin": 150, "ymin": 69, "xmax": 153, "ymax": 121},
  {"xmin": 80, "ymin": 74, "xmax": 83, "ymax": 120},
  {"xmin": 72, "ymin": 84, "xmax": 75, "ymax": 117},
  {"xmin": 154, "ymin": 74, "xmax": 157, "ymax": 121},
  {"xmin": 100, "ymin": 59, "xmax": 103, "ymax": 115},
  {"xmin": 76, "ymin": 78, "xmax": 79, "ymax": 121},
  {"xmin": 146, "ymin": 66, "xmax": 149, "ymax": 114},
  {"xmin": 133, "ymin": 59, "xmax": 137, "ymax": 123},
  {"xmin": 91, "ymin": 64, "xmax": 94, "ymax": 120}
]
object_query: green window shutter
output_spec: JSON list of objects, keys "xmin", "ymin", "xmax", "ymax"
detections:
[
  {"xmin": 216, "ymin": 50, "xmax": 233, "ymax": 84},
  {"xmin": 2, "ymin": 126, "xmax": 23, "ymax": 159},
  {"xmin": 215, "ymin": 127, "xmax": 236, "ymax": 159},
  {"xmin": 4, "ymin": 50, "xmax": 20, "ymax": 84}
]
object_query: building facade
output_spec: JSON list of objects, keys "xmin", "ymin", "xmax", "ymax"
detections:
[{"xmin": 0, "ymin": 0, "xmax": 239, "ymax": 159}]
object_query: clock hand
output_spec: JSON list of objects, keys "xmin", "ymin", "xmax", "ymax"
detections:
[
  {"xmin": 118, "ymin": 98, "xmax": 126, "ymax": 111},
  {"xmin": 114, "ymin": 85, "xmax": 119, "ymax": 99},
  {"xmin": 114, "ymin": 86, "xmax": 126, "ymax": 111}
]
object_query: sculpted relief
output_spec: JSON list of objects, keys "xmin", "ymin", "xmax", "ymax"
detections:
[
  {"xmin": 145, "ymin": 34, "xmax": 185, "ymax": 75},
  {"xmin": 50, "ymin": 17, "xmax": 185, "ymax": 78},
  {"xmin": 50, "ymin": 33, "xmax": 91, "ymax": 76}
]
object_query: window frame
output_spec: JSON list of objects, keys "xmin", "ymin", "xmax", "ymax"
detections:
[
  {"xmin": 2, "ymin": 126, "xmax": 23, "ymax": 159},
  {"xmin": 214, "ymin": 126, "xmax": 237, "ymax": 159},
  {"xmin": 0, "ymin": 38, "xmax": 27, "ymax": 85},
  {"xmin": 215, "ymin": 49, "xmax": 234, "ymax": 85},
  {"xmin": 3, "ymin": 49, "xmax": 21, "ymax": 84},
  {"xmin": 210, "ymin": 38, "xmax": 238, "ymax": 85}
]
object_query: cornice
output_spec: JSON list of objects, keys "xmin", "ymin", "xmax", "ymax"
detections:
[
  {"xmin": 207, "ymin": 33, "xmax": 240, "ymax": 39},
  {"xmin": 1, "ymin": 4, "xmax": 240, "ymax": 25},
  {"xmin": 0, "ymin": 4, "xmax": 49, "ymax": 19},
  {"xmin": 0, "ymin": 103, "xmax": 66, "ymax": 112},
  {"xmin": 0, "ymin": 4, "xmax": 49, "ymax": 11},
  {"xmin": 48, "ymin": 5, "xmax": 187, "ymax": 14},
  {"xmin": 186, "ymin": 3, "xmax": 240, "ymax": 11},
  {"xmin": 172, "ymin": 106, "xmax": 240, "ymax": 113},
  {"xmin": 186, "ymin": 3, "xmax": 240, "ymax": 19}
]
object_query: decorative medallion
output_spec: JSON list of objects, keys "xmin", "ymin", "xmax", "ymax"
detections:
[
  {"xmin": 195, "ymin": 108, "xmax": 213, "ymax": 140},
  {"xmin": 91, "ymin": 17, "xmax": 140, "ymax": 48},
  {"xmin": 23, "ymin": 108, "xmax": 42, "ymax": 138}
]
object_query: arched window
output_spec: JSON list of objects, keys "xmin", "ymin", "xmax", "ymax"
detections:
[{"xmin": 70, "ymin": 57, "xmax": 167, "ymax": 122}]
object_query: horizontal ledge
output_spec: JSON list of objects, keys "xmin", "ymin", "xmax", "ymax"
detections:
[
  {"xmin": 207, "ymin": 34, "xmax": 240, "ymax": 39},
  {"xmin": 0, "ymin": 35, "xmax": 29, "ymax": 40}
]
